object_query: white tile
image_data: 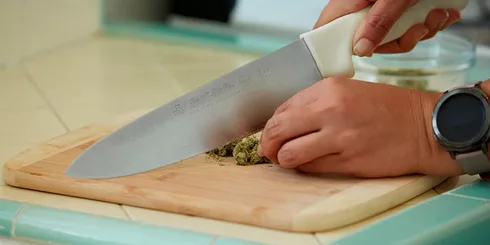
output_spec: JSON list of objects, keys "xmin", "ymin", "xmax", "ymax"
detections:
[
  {"xmin": 0, "ymin": 108, "xmax": 66, "ymax": 145},
  {"xmin": 0, "ymin": 68, "xmax": 47, "ymax": 110},
  {"xmin": 53, "ymin": 104, "xmax": 156, "ymax": 130},
  {"xmin": 123, "ymin": 206, "xmax": 320, "ymax": 245}
]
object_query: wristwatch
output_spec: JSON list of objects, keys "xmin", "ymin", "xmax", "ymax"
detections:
[{"xmin": 432, "ymin": 82, "xmax": 490, "ymax": 175}]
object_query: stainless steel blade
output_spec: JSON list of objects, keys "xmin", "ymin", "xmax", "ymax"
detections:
[{"xmin": 65, "ymin": 39, "xmax": 323, "ymax": 179}]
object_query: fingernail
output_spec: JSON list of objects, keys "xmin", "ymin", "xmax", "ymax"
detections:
[
  {"xmin": 416, "ymin": 28, "xmax": 430, "ymax": 41},
  {"xmin": 354, "ymin": 38, "xmax": 375, "ymax": 57},
  {"xmin": 257, "ymin": 144, "xmax": 263, "ymax": 156},
  {"xmin": 438, "ymin": 10, "xmax": 450, "ymax": 30}
]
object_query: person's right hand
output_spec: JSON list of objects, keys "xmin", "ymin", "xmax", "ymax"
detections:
[{"xmin": 314, "ymin": 0, "xmax": 462, "ymax": 57}]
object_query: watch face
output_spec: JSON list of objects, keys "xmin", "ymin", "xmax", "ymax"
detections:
[{"xmin": 436, "ymin": 92, "xmax": 488, "ymax": 143}]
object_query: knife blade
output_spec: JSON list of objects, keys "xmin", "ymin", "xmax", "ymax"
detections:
[{"xmin": 65, "ymin": 0, "xmax": 469, "ymax": 179}]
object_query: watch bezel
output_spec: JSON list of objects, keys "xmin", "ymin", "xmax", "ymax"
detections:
[{"xmin": 432, "ymin": 86, "xmax": 490, "ymax": 152}]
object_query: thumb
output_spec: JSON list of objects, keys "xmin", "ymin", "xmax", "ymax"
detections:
[{"xmin": 353, "ymin": 0, "xmax": 419, "ymax": 56}]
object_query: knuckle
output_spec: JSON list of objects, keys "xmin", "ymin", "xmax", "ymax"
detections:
[
  {"xmin": 329, "ymin": 94, "xmax": 351, "ymax": 114},
  {"xmin": 315, "ymin": 94, "xmax": 350, "ymax": 119},
  {"xmin": 263, "ymin": 117, "xmax": 284, "ymax": 142},
  {"xmin": 278, "ymin": 147, "xmax": 297, "ymax": 164},
  {"xmin": 366, "ymin": 13, "xmax": 396, "ymax": 35},
  {"xmin": 338, "ymin": 130, "xmax": 359, "ymax": 147},
  {"xmin": 317, "ymin": 78, "xmax": 351, "ymax": 114},
  {"xmin": 275, "ymin": 100, "xmax": 290, "ymax": 114}
]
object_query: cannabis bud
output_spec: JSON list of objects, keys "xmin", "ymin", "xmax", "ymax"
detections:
[{"xmin": 206, "ymin": 134, "xmax": 270, "ymax": 165}]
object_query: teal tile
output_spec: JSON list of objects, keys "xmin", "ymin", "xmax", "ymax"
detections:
[
  {"xmin": 329, "ymin": 194, "xmax": 489, "ymax": 245},
  {"xmin": 15, "ymin": 205, "xmax": 215, "ymax": 245},
  {"xmin": 103, "ymin": 22, "xmax": 291, "ymax": 55},
  {"xmin": 213, "ymin": 237, "xmax": 264, "ymax": 245},
  {"xmin": 0, "ymin": 199, "xmax": 24, "ymax": 237},
  {"xmin": 450, "ymin": 179, "xmax": 490, "ymax": 199},
  {"xmin": 411, "ymin": 204, "xmax": 490, "ymax": 245}
]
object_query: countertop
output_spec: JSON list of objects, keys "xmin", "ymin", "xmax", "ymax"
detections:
[{"xmin": 0, "ymin": 31, "xmax": 490, "ymax": 244}]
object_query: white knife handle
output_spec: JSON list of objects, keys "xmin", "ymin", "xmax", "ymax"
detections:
[{"xmin": 299, "ymin": 0, "xmax": 469, "ymax": 78}]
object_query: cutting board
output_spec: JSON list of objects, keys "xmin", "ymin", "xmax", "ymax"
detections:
[{"xmin": 3, "ymin": 109, "xmax": 447, "ymax": 233}]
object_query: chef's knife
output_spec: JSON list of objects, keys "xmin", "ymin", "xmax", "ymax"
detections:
[{"xmin": 66, "ymin": 0, "xmax": 469, "ymax": 179}]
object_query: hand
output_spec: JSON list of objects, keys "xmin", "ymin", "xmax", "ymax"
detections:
[
  {"xmin": 314, "ymin": 0, "xmax": 462, "ymax": 56},
  {"xmin": 257, "ymin": 77, "xmax": 464, "ymax": 178}
]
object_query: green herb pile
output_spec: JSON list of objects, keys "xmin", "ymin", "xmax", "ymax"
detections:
[{"xmin": 206, "ymin": 135, "xmax": 271, "ymax": 165}]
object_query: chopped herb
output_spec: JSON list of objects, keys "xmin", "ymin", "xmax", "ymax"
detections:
[{"xmin": 206, "ymin": 134, "xmax": 270, "ymax": 166}]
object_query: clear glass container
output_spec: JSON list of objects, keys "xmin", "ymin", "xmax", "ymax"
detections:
[{"xmin": 353, "ymin": 32, "xmax": 477, "ymax": 92}]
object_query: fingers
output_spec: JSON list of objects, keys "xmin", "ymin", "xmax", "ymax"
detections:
[
  {"xmin": 353, "ymin": 0, "xmax": 418, "ymax": 56},
  {"xmin": 295, "ymin": 154, "xmax": 349, "ymax": 175},
  {"xmin": 373, "ymin": 8, "xmax": 461, "ymax": 54},
  {"xmin": 273, "ymin": 90, "xmax": 318, "ymax": 116},
  {"xmin": 421, "ymin": 9, "xmax": 449, "ymax": 41},
  {"xmin": 297, "ymin": 156, "xmax": 384, "ymax": 178},
  {"xmin": 277, "ymin": 130, "xmax": 341, "ymax": 169},
  {"xmin": 313, "ymin": 0, "xmax": 370, "ymax": 29},
  {"xmin": 373, "ymin": 24, "xmax": 428, "ymax": 54},
  {"xmin": 259, "ymin": 107, "xmax": 322, "ymax": 163},
  {"xmin": 438, "ymin": 8, "xmax": 462, "ymax": 31}
]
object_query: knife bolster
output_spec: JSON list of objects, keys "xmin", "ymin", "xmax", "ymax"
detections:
[{"xmin": 300, "ymin": 9, "xmax": 367, "ymax": 79}]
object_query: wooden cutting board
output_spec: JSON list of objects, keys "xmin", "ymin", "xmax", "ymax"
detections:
[{"xmin": 2, "ymin": 109, "xmax": 446, "ymax": 233}]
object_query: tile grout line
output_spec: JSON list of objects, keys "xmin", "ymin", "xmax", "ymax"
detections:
[
  {"xmin": 120, "ymin": 205, "xmax": 133, "ymax": 220},
  {"xmin": 313, "ymin": 234, "xmax": 325, "ymax": 245},
  {"xmin": 141, "ymin": 44, "xmax": 188, "ymax": 95},
  {"xmin": 12, "ymin": 35, "xmax": 98, "ymax": 68},
  {"xmin": 209, "ymin": 236, "xmax": 218, "ymax": 245},
  {"xmin": 20, "ymin": 66, "xmax": 71, "ymax": 132},
  {"xmin": 445, "ymin": 192, "xmax": 490, "ymax": 202},
  {"xmin": 10, "ymin": 204, "xmax": 27, "ymax": 238}
]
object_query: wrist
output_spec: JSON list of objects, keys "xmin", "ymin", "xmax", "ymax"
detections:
[
  {"xmin": 420, "ymin": 79, "xmax": 490, "ymax": 176},
  {"xmin": 419, "ymin": 90, "xmax": 464, "ymax": 176}
]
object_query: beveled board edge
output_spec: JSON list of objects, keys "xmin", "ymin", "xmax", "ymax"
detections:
[{"xmin": 292, "ymin": 175, "xmax": 446, "ymax": 232}]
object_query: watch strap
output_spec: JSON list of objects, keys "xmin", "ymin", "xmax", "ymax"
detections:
[
  {"xmin": 456, "ymin": 150, "xmax": 490, "ymax": 175},
  {"xmin": 441, "ymin": 81, "xmax": 490, "ymax": 175}
]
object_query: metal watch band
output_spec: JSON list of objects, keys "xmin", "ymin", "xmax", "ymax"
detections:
[{"xmin": 456, "ymin": 150, "xmax": 490, "ymax": 175}]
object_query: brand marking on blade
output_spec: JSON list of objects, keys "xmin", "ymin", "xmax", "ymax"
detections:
[{"xmin": 172, "ymin": 67, "xmax": 272, "ymax": 118}]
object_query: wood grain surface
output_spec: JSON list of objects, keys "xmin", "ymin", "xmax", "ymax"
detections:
[{"xmin": 2, "ymin": 109, "xmax": 447, "ymax": 232}]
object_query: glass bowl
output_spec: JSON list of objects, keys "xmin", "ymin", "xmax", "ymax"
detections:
[{"xmin": 352, "ymin": 32, "xmax": 477, "ymax": 92}]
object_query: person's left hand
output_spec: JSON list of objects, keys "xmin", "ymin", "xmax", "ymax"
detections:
[{"xmin": 257, "ymin": 77, "xmax": 463, "ymax": 178}]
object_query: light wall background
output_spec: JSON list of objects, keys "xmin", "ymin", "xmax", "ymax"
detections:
[
  {"xmin": 0, "ymin": 0, "xmax": 486, "ymax": 67},
  {"xmin": 0, "ymin": 0, "xmax": 101, "ymax": 67}
]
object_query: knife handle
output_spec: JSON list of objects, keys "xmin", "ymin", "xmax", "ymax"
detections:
[{"xmin": 299, "ymin": 0, "xmax": 469, "ymax": 78}]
